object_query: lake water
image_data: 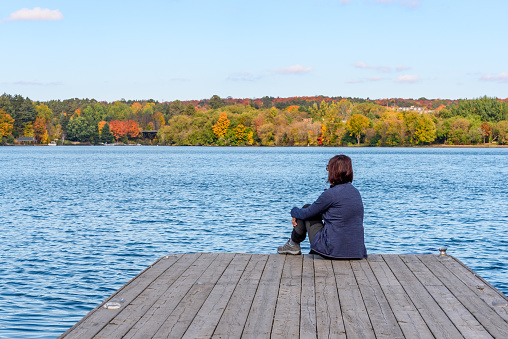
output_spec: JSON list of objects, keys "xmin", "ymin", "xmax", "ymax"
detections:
[{"xmin": 0, "ymin": 146, "xmax": 507, "ymax": 338}]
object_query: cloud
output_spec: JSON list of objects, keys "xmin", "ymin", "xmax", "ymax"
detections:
[
  {"xmin": 5, "ymin": 7, "xmax": 63, "ymax": 22},
  {"xmin": 395, "ymin": 75, "xmax": 419, "ymax": 83},
  {"xmin": 401, "ymin": 0, "xmax": 421, "ymax": 9},
  {"xmin": 272, "ymin": 64, "xmax": 313, "ymax": 75},
  {"xmin": 347, "ymin": 79, "xmax": 364, "ymax": 84},
  {"xmin": 396, "ymin": 65, "xmax": 411, "ymax": 71},
  {"xmin": 227, "ymin": 72, "xmax": 262, "ymax": 82},
  {"xmin": 353, "ymin": 61, "xmax": 391, "ymax": 72},
  {"xmin": 480, "ymin": 72, "xmax": 508, "ymax": 83},
  {"xmin": 347, "ymin": 76, "xmax": 384, "ymax": 84},
  {"xmin": 376, "ymin": 0, "xmax": 420, "ymax": 9},
  {"xmin": 12, "ymin": 80, "xmax": 61, "ymax": 86},
  {"xmin": 340, "ymin": 0, "xmax": 352, "ymax": 3}
]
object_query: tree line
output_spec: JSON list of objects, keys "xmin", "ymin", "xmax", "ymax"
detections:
[{"xmin": 1, "ymin": 93, "xmax": 508, "ymax": 146}]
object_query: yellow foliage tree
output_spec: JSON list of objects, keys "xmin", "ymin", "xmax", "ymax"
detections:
[
  {"xmin": 346, "ymin": 114, "xmax": 370, "ymax": 145},
  {"xmin": 212, "ymin": 112, "xmax": 230, "ymax": 138},
  {"xmin": 0, "ymin": 109, "xmax": 14, "ymax": 137}
]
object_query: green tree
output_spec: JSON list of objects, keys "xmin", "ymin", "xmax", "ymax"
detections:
[
  {"xmin": 100, "ymin": 122, "xmax": 114, "ymax": 144},
  {"xmin": 184, "ymin": 103, "xmax": 196, "ymax": 115},
  {"xmin": 67, "ymin": 116, "xmax": 96, "ymax": 142},
  {"xmin": 496, "ymin": 121, "xmax": 508, "ymax": 144},
  {"xmin": 347, "ymin": 114, "xmax": 370, "ymax": 145},
  {"xmin": 209, "ymin": 95, "xmax": 225, "ymax": 110}
]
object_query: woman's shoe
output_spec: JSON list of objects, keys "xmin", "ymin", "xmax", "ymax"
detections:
[{"xmin": 277, "ymin": 239, "xmax": 301, "ymax": 255}]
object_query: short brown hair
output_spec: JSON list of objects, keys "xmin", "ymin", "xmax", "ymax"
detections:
[{"xmin": 327, "ymin": 155, "xmax": 353, "ymax": 186}]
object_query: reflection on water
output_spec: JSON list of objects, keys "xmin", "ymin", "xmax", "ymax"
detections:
[{"xmin": 0, "ymin": 146, "xmax": 507, "ymax": 338}]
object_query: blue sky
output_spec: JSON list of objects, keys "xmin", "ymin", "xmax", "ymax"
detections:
[{"xmin": 1, "ymin": 0, "xmax": 507, "ymax": 102}]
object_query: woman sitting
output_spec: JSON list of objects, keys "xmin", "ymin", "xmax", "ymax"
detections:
[{"xmin": 277, "ymin": 154, "xmax": 367, "ymax": 259}]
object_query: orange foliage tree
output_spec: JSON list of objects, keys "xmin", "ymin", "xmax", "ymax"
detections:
[
  {"xmin": 212, "ymin": 112, "xmax": 230, "ymax": 138},
  {"xmin": 109, "ymin": 120, "xmax": 139, "ymax": 140},
  {"xmin": 0, "ymin": 109, "xmax": 14, "ymax": 137},
  {"xmin": 33, "ymin": 117, "xmax": 49, "ymax": 143},
  {"xmin": 109, "ymin": 120, "xmax": 126, "ymax": 140},
  {"xmin": 125, "ymin": 120, "xmax": 139, "ymax": 138}
]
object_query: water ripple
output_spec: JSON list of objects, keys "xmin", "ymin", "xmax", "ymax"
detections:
[{"xmin": 0, "ymin": 146, "xmax": 507, "ymax": 338}]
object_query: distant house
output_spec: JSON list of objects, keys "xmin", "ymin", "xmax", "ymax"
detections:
[
  {"xmin": 16, "ymin": 137, "xmax": 37, "ymax": 145},
  {"xmin": 395, "ymin": 106, "xmax": 433, "ymax": 114},
  {"xmin": 142, "ymin": 130, "xmax": 158, "ymax": 140}
]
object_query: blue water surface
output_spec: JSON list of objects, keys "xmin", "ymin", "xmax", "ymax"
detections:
[{"xmin": 0, "ymin": 146, "xmax": 507, "ymax": 338}]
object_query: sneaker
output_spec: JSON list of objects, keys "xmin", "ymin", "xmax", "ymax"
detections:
[{"xmin": 277, "ymin": 239, "xmax": 301, "ymax": 255}]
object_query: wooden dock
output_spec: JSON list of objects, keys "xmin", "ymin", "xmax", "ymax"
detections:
[{"xmin": 59, "ymin": 253, "xmax": 508, "ymax": 338}]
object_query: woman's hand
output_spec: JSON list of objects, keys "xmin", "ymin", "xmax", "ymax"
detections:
[{"xmin": 292, "ymin": 217, "xmax": 297, "ymax": 227}]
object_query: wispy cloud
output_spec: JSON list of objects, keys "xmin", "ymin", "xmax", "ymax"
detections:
[
  {"xmin": 227, "ymin": 72, "xmax": 262, "ymax": 82},
  {"xmin": 340, "ymin": 0, "xmax": 352, "ymax": 3},
  {"xmin": 12, "ymin": 80, "xmax": 61, "ymax": 86},
  {"xmin": 376, "ymin": 0, "xmax": 420, "ymax": 9},
  {"xmin": 347, "ymin": 76, "xmax": 384, "ymax": 84},
  {"xmin": 480, "ymin": 72, "xmax": 508, "ymax": 83},
  {"xmin": 4, "ymin": 7, "xmax": 63, "ymax": 22},
  {"xmin": 272, "ymin": 64, "xmax": 313, "ymax": 75},
  {"xmin": 395, "ymin": 74, "xmax": 419, "ymax": 83},
  {"xmin": 353, "ymin": 61, "xmax": 391, "ymax": 72},
  {"xmin": 396, "ymin": 65, "xmax": 411, "ymax": 71},
  {"xmin": 347, "ymin": 79, "xmax": 364, "ymax": 84}
]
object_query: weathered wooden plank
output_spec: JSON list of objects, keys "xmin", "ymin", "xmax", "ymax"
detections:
[
  {"xmin": 418, "ymin": 254, "xmax": 508, "ymax": 339},
  {"xmin": 271, "ymin": 255, "xmax": 303, "ymax": 339},
  {"xmin": 368, "ymin": 255, "xmax": 434, "ymax": 339},
  {"xmin": 92, "ymin": 253, "xmax": 201, "ymax": 339},
  {"xmin": 241, "ymin": 254, "xmax": 286, "ymax": 339},
  {"xmin": 314, "ymin": 256, "xmax": 346, "ymax": 339},
  {"xmin": 401, "ymin": 255, "xmax": 493, "ymax": 339},
  {"xmin": 59, "ymin": 253, "xmax": 191, "ymax": 339},
  {"xmin": 333, "ymin": 260, "xmax": 376, "ymax": 339},
  {"xmin": 151, "ymin": 253, "xmax": 236, "ymax": 338},
  {"xmin": 440, "ymin": 256, "xmax": 508, "ymax": 322},
  {"xmin": 60, "ymin": 253, "xmax": 508, "ymax": 339},
  {"xmin": 300, "ymin": 254, "xmax": 317, "ymax": 339},
  {"xmin": 351, "ymin": 259, "xmax": 404, "ymax": 339},
  {"xmin": 120, "ymin": 253, "xmax": 221, "ymax": 339},
  {"xmin": 182, "ymin": 254, "xmax": 252, "ymax": 339},
  {"xmin": 383, "ymin": 254, "xmax": 464, "ymax": 339},
  {"xmin": 211, "ymin": 254, "xmax": 269, "ymax": 339}
]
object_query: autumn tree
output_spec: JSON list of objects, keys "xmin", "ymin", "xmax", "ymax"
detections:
[
  {"xmin": 480, "ymin": 122, "xmax": 493, "ymax": 143},
  {"xmin": 0, "ymin": 109, "xmax": 14, "ymax": 138},
  {"xmin": 157, "ymin": 115, "xmax": 192, "ymax": 145},
  {"xmin": 24, "ymin": 123, "xmax": 34, "ymax": 137},
  {"xmin": 109, "ymin": 120, "xmax": 126, "ymax": 141},
  {"xmin": 414, "ymin": 114, "xmax": 436, "ymax": 144},
  {"xmin": 212, "ymin": 112, "xmax": 230, "ymax": 139},
  {"xmin": 374, "ymin": 112, "xmax": 405, "ymax": 146},
  {"xmin": 347, "ymin": 114, "xmax": 370, "ymax": 145},
  {"xmin": 153, "ymin": 112, "xmax": 165, "ymax": 129},
  {"xmin": 125, "ymin": 120, "xmax": 140, "ymax": 138},
  {"xmin": 35, "ymin": 103, "xmax": 53, "ymax": 122},
  {"xmin": 33, "ymin": 117, "xmax": 49, "ymax": 143}
]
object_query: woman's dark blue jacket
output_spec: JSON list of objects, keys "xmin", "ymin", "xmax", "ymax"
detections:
[{"xmin": 290, "ymin": 182, "xmax": 367, "ymax": 259}]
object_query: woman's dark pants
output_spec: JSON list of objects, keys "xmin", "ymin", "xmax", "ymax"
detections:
[{"xmin": 291, "ymin": 204, "xmax": 324, "ymax": 244}]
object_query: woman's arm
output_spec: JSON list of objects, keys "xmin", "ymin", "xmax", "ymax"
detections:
[{"xmin": 291, "ymin": 189, "xmax": 333, "ymax": 220}]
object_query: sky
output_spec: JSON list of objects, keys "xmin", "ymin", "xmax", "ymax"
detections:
[{"xmin": 1, "ymin": 0, "xmax": 507, "ymax": 102}]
